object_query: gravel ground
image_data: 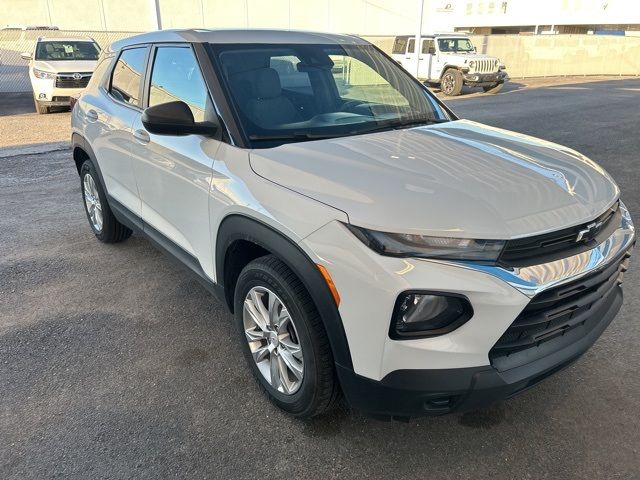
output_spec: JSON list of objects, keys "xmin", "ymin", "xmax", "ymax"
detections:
[{"xmin": 1, "ymin": 79, "xmax": 639, "ymax": 479}]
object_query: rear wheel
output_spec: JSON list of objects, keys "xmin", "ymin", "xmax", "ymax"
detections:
[
  {"xmin": 34, "ymin": 97, "xmax": 49, "ymax": 114},
  {"xmin": 483, "ymin": 82, "xmax": 504, "ymax": 94},
  {"xmin": 440, "ymin": 69, "xmax": 463, "ymax": 96},
  {"xmin": 234, "ymin": 255, "xmax": 339, "ymax": 417},
  {"xmin": 80, "ymin": 159, "xmax": 132, "ymax": 243}
]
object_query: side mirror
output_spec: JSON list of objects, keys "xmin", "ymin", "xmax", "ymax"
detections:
[
  {"xmin": 428, "ymin": 46, "xmax": 436, "ymax": 55},
  {"xmin": 20, "ymin": 52, "xmax": 32, "ymax": 60},
  {"xmin": 141, "ymin": 101, "xmax": 217, "ymax": 136}
]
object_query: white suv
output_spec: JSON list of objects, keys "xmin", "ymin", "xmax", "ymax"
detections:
[
  {"xmin": 21, "ymin": 36, "xmax": 99, "ymax": 113},
  {"xmin": 71, "ymin": 29, "xmax": 635, "ymax": 420},
  {"xmin": 391, "ymin": 34, "xmax": 507, "ymax": 96}
]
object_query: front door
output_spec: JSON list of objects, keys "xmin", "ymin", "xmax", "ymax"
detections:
[{"xmin": 129, "ymin": 44, "xmax": 222, "ymax": 279}]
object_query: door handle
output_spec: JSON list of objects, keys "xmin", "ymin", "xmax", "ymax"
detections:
[
  {"xmin": 86, "ymin": 109, "xmax": 98, "ymax": 122},
  {"xmin": 133, "ymin": 129, "xmax": 150, "ymax": 145}
]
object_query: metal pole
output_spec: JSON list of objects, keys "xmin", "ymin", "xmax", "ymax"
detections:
[
  {"xmin": 152, "ymin": 0, "xmax": 162, "ymax": 30},
  {"xmin": 200, "ymin": 0, "xmax": 205, "ymax": 27},
  {"xmin": 45, "ymin": 0, "xmax": 53, "ymax": 27},
  {"xmin": 414, "ymin": 0, "xmax": 425, "ymax": 78}
]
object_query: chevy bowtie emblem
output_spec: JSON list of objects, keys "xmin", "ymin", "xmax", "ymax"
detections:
[
  {"xmin": 576, "ymin": 221, "xmax": 602, "ymax": 242},
  {"xmin": 73, "ymin": 73, "xmax": 82, "ymax": 80}
]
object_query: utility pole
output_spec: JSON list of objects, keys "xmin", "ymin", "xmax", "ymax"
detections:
[
  {"xmin": 414, "ymin": 0, "xmax": 425, "ymax": 78},
  {"xmin": 152, "ymin": 0, "xmax": 162, "ymax": 30}
]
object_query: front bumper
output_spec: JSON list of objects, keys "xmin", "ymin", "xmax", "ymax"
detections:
[
  {"xmin": 463, "ymin": 70, "xmax": 508, "ymax": 85},
  {"xmin": 31, "ymin": 78, "xmax": 85, "ymax": 106},
  {"xmin": 338, "ymin": 275, "xmax": 623, "ymax": 419}
]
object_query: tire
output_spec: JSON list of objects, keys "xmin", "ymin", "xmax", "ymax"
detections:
[
  {"xmin": 234, "ymin": 255, "xmax": 340, "ymax": 418},
  {"xmin": 34, "ymin": 97, "xmax": 49, "ymax": 114},
  {"xmin": 483, "ymin": 82, "xmax": 504, "ymax": 94},
  {"xmin": 80, "ymin": 159, "xmax": 132, "ymax": 243},
  {"xmin": 440, "ymin": 69, "xmax": 463, "ymax": 96}
]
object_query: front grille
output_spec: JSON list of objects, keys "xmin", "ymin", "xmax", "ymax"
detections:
[
  {"xmin": 55, "ymin": 73, "xmax": 91, "ymax": 89},
  {"xmin": 474, "ymin": 59, "xmax": 496, "ymax": 73},
  {"xmin": 499, "ymin": 201, "xmax": 620, "ymax": 267},
  {"xmin": 490, "ymin": 249, "xmax": 631, "ymax": 371}
]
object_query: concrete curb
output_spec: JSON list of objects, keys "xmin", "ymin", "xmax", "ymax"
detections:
[{"xmin": 0, "ymin": 141, "xmax": 70, "ymax": 159}]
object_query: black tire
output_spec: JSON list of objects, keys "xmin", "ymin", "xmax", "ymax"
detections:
[
  {"xmin": 440, "ymin": 69, "xmax": 463, "ymax": 96},
  {"xmin": 483, "ymin": 82, "xmax": 504, "ymax": 94},
  {"xmin": 80, "ymin": 159, "xmax": 132, "ymax": 243},
  {"xmin": 234, "ymin": 255, "xmax": 340, "ymax": 418},
  {"xmin": 34, "ymin": 97, "xmax": 49, "ymax": 114}
]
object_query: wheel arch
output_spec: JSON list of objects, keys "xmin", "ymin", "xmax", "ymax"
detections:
[
  {"xmin": 71, "ymin": 133, "xmax": 107, "ymax": 188},
  {"xmin": 215, "ymin": 214, "xmax": 353, "ymax": 369}
]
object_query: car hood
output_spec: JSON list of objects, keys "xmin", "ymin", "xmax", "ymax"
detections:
[
  {"xmin": 33, "ymin": 59, "xmax": 96, "ymax": 73},
  {"xmin": 249, "ymin": 120, "xmax": 619, "ymax": 239}
]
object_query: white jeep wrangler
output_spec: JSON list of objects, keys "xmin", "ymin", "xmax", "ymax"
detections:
[{"xmin": 391, "ymin": 34, "xmax": 508, "ymax": 96}]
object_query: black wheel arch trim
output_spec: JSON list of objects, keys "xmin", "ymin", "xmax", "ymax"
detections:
[{"xmin": 215, "ymin": 214, "xmax": 353, "ymax": 369}]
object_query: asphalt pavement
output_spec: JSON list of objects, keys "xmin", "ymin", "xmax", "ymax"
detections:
[{"xmin": 1, "ymin": 79, "xmax": 639, "ymax": 479}]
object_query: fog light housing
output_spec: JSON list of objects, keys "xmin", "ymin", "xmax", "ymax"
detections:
[
  {"xmin": 38, "ymin": 93, "xmax": 47, "ymax": 99},
  {"xmin": 390, "ymin": 292, "xmax": 473, "ymax": 339}
]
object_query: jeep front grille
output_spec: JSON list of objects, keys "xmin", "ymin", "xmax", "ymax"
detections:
[{"xmin": 474, "ymin": 60, "xmax": 496, "ymax": 73}]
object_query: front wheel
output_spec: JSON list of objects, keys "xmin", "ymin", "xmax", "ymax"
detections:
[
  {"xmin": 483, "ymin": 82, "xmax": 504, "ymax": 94},
  {"xmin": 440, "ymin": 69, "xmax": 463, "ymax": 96},
  {"xmin": 234, "ymin": 255, "xmax": 340, "ymax": 417}
]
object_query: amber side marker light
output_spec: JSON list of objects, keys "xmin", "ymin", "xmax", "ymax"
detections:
[{"xmin": 316, "ymin": 264, "xmax": 341, "ymax": 306}]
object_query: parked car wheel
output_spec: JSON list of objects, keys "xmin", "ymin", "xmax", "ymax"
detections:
[
  {"xmin": 483, "ymin": 82, "xmax": 504, "ymax": 94},
  {"xmin": 441, "ymin": 69, "xmax": 463, "ymax": 96},
  {"xmin": 80, "ymin": 160, "xmax": 132, "ymax": 243},
  {"xmin": 234, "ymin": 255, "xmax": 340, "ymax": 418},
  {"xmin": 34, "ymin": 97, "xmax": 49, "ymax": 114}
]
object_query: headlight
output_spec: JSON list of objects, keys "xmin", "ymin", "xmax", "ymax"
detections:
[
  {"xmin": 33, "ymin": 68, "xmax": 56, "ymax": 80},
  {"xmin": 468, "ymin": 60, "xmax": 476, "ymax": 69},
  {"xmin": 346, "ymin": 224, "xmax": 506, "ymax": 262}
]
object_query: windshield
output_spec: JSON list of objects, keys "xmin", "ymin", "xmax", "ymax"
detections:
[
  {"xmin": 35, "ymin": 41, "xmax": 100, "ymax": 61},
  {"xmin": 438, "ymin": 38, "xmax": 475, "ymax": 53},
  {"xmin": 208, "ymin": 43, "xmax": 451, "ymax": 147}
]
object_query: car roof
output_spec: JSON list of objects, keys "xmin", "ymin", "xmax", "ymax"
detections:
[
  {"xmin": 109, "ymin": 28, "xmax": 368, "ymax": 52},
  {"xmin": 37, "ymin": 36, "xmax": 96, "ymax": 43}
]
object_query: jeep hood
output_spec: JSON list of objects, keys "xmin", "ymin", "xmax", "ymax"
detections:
[
  {"xmin": 249, "ymin": 120, "xmax": 619, "ymax": 239},
  {"xmin": 33, "ymin": 59, "xmax": 97, "ymax": 73}
]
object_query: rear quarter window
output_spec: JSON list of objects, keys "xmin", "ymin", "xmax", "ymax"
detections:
[{"xmin": 109, "ymin": 47, "xmax": 147, "ymax": 107}]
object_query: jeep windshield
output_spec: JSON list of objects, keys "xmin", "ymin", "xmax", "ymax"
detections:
[
  {"xmin": 35, "ymin": 41, "xmax": 100, "ymax": 61},
  {"xmin": 438, "ymin": 38, "xmax": 475, "ymax": 53},
  {"xmin": 208, "ymin": 43, "xmax": 451, "ymax": 147}
]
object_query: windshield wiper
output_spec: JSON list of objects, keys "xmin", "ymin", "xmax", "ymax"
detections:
[
  {"xmin": 355, "ymin": 116, "xmax": 450, "ymax": 135},
  {"xmin": 249, "ymin": 131, "xmax": 354, "ymax": 141}
]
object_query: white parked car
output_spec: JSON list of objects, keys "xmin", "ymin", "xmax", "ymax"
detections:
[
  {"xmin": 391, "ymin": 34, "xmax": 508, "ymax": 95},
  {"xmin": 21, "ymin": 37, "xmax": 99, "ymax": 113},
  {"xmin": 71, "ymin": 29, "xmax": 634, "ymax": 420}
]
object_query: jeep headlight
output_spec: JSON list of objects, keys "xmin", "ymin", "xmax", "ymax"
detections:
[
  {"xmin": 468, "ymin": 60, "xmax": 476, "ymax": 69},
  {"xmin": 345, "ymin": 224, "xmax": 506, "ymax": 262},
  {"xmin": 33, "ymin": 68, "xmax": 56, "ymax": 80}
]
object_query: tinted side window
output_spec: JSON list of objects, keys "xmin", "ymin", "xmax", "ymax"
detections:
[
  {"xmin": 422, "ymin": 39, "xmax": 435, "ymax": 54},
  {"xmin": 149, "ymin": 46, "xmax": 208, "ymax": 122},
  {"xmin": 110, "ymin": 47, "xmax": 147, "ymax": 107},
  {"xmin": 392, "ymin": 37, "xmax": 408, "ymax": 54}
]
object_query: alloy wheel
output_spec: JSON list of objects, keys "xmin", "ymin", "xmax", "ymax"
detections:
[
  {"xmin": 442, "ymin": 73, "xmax": 455, "ymax": 95},
  {"xmin": 83, "ymin": 173, "xmax": 103, "ymax": 232},
  {"xmin": 243, "ymin": 286, "xmax": 304, "ymax": 395}
]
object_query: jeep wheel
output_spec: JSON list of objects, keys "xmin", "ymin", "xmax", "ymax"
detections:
[
  {"xmin": 80, "ymin": 159, "xmax": 132, "ymax": 243},
  {"xmin": 441, "ymin": 69, "xmax": 463, "ymax": 96},
  {"xmin": 483, "ymin": 82, "xmax": 504, "ymax": 94},
  {"xmin": 34, "ymin": 97, "xmax": 49, "ymax": 114},
  {"xmin": 234, "ymin": 255, "xmax": 340, "ymax": 417}
]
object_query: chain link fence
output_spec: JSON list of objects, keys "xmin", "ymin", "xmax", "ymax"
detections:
[{"xmin": 0, "ymin": 29, "xmax": 142, "ymax": 93}]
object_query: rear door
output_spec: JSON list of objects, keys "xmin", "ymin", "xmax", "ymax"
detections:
[
  {"xmin": 129, "ymin": 44, "xmax": 221, "ymax": 276},
  {"xmin": 90, "ymin": 45, "xmax": 149, "ymax": 217}
]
